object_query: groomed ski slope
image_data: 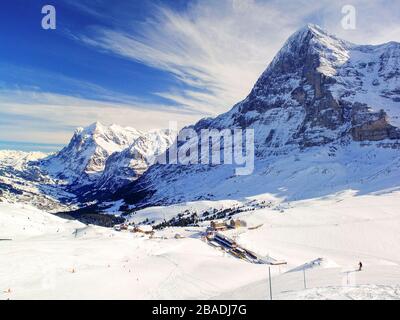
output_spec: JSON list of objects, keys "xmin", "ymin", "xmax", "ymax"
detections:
[{"xmin": 1, "ymin": 190, "xmax": 400, "ymax": 300}]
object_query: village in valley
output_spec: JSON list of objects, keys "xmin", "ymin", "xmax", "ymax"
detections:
[{"xmin": 113, "ymin": 214, "xmax": 287, "ymax": 266}]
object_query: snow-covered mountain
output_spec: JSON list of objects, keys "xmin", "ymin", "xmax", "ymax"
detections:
[
  {"xmin": 1, "ymin": 24, "xmax": 400, "ymax": 217},
  {"xmin": 194, "ymin": 24, "xmax": 400, "ymax": 150},
  {"xmin": 0, "ymin": 123, "xmax": 175, "ymax": 211},
  {"xmin": 106, "ymin": 24, "xmax": 400, "ymax": 210},
  {"xmin": 40, "ymin": 122, "xmax": 143, "ymax": 187}
]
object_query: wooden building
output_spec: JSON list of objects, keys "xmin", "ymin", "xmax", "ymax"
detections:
[{"xmin": 210, "ymin": 220, "xmax": 227, "ymax": 231}]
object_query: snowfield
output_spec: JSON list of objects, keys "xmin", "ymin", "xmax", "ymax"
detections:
[{"xmin": 1, "ymin": 190, "xmax": 400, "ymax": 300}]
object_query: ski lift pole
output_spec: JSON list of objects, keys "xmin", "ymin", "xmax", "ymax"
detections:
[{"xmin": 268, "ymin": 266, "xmax": 273, "ymax": 300}]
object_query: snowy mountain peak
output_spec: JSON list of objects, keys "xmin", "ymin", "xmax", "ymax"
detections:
[
  {"xmin": 265, "ymin": 24, "xmax": 350, "ymax": 80},
  {"xmin": 295, "ymin": 23, "xmax": 343, "ymax": 41},
  {"xmin": 82, "ymin": 121, "xmax": 102, "ymax": 132},
  {"xmin": 40, "ymin": 123, "xmax": 143, "ymax": 186},
  {"xmin": 214, "ymin": 24, "xmax": 400, "ymax": 149},
  {"xmin": 287, "ymin": 23, "xmax": 343, "ymax": 47}
]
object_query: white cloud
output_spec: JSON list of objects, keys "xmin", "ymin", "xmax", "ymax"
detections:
[
  {"xmin": 0, "ymin": 89, "xmax": 202, "ymax": 144},
  {"xmin": 316, "ymin": 0, "xmax": 400, "ymax": 45}
]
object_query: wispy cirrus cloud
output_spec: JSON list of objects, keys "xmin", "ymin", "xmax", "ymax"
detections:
[
  {"xmin": 77, "ymin": 0, "xmax": 322, "ymax": 115},
  {"xmin": 76, "ymin": 0, "xmax": 400, "ymax": 117}
]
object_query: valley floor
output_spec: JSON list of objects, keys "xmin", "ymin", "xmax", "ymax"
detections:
[{"xmin": 1, "ymin": 190, "xmax": 400, "ymax": 300}]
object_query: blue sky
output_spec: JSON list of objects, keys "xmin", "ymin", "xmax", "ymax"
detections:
[
  {"xmin": 0, "ymin": 1, "xmax": 185, "ymax": 103},
  {"xmin": 0, "ymin": 0, "xmax": 399, "ymax": 151}
]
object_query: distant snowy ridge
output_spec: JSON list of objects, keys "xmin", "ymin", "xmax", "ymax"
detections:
[
  {"xmin": 0, "ymin": 123, "xmax": 175, "ymax": 211},
  {"xmin": 40, "ymin": 122, "xmax": 143, "ymax": 186}
]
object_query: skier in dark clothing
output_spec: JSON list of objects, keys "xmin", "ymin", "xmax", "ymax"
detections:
[{"xmin": 358, "ymin": 261, "xmax": 363, "ymax": 271}]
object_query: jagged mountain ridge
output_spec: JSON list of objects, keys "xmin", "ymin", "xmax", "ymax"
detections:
[
  {"xmin": 0, "ymin": 123, "xmax": 175, "ymax": 210},
  {"xmin": 92, "ymin": 129, "xmax": 176, "ymax": 194}
]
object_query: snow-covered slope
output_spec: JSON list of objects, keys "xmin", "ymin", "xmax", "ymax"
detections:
[
  {"xmin": 0, "ymin": 150, "xmax": 76, "ymax": 212},
  {"xmin": 0, "ymin": 201, "xmax": 83, "ymax": 239},
  {"xmin": 111, "ymin": 24, "xmax": 400, "ymax": 210},
  {"xmin": 93, "ymin": 129, "xmax": 176, "ymax": 193},
  {"xmin": 330, "ymin": 41, "xmax": 400, "ymax": 130},
  {"xmin": 214, "ymin": 190, "xmax": 400, "ymax": 299},
  {"xmin": 0, "ymin": 150, "xmax": 47, "ymax": 170},
  {"xmin": 2, "ymin": 192, "xmax": 400, "ymax": 300}
]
